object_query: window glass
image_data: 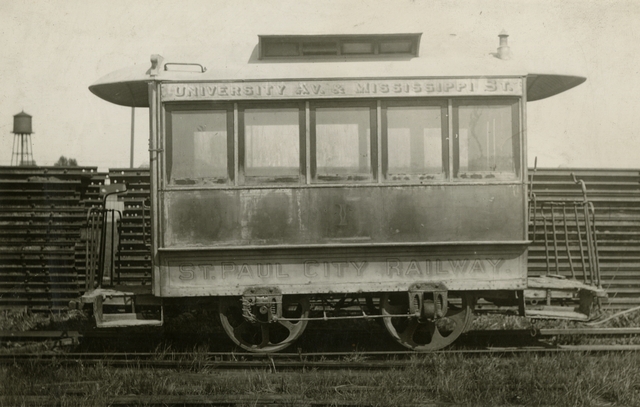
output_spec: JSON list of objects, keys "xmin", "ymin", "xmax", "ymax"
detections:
[
  {"xmin": 457, "ymin": 105, "xmax": 516, "ymax": 178},
  {"xmin": 264, "ymin": 41, "xmax": 298, "ymax": 57},
  {"xmin": 315, "ymin": 107, "xmax": 371, "ymax": 181},
  {"xmin": 244, "ymin": 109, "xmax": 300, "ymax": 178},
  {"xmin": 302, "ymin": 42, "xmax": 337, "ymax": 55},
  {"xmin": 387, "ymin": 106, "xmax": 443, "ymax": 179},
  {"xmin": 342, "ymin": 42, "xmax": 374, "ymax": 54},
  {"xmin": 379, "ymin": 40, "xmax": 413, "ymax": 54},
  {"xmin": 169, "ymin": 110, "xmax": 227, "ymax": 185}
]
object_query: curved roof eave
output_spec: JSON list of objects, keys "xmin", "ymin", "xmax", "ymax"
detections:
[
  {"xmin": 88, "ymin": 65, "xmax": 152, "ymax": 107},
  {"xmin": 89, "ymin": 57, "xmax": 586, "ymax": 107},
  {"xmin": 526, "ymin": 74, "xmax": 586, "ymax": 101}
]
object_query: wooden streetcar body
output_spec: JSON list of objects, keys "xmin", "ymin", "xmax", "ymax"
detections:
[
  {"xmin": 154, "ymin": 75, "xmax": 527, "ymax": 297},
  {"xmin": 86, "ymin": 33, "xmax": 598, "ymax": 351}
]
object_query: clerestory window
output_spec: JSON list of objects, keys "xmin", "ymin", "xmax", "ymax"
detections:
[{"xmin": 259, "ymin": 34, "xmax": 421, "ymax": 59}]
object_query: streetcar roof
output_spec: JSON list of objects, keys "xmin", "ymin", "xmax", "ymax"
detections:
[{"xmin": 90, "ymin": 37, "xmax": 585, "ymax": 107}]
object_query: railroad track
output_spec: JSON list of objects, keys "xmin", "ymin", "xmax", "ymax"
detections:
[
  {"xmin": 2, "ymin": 343, "xmax": 640, "ymax": 370},
  {"xmin": 0, "ymin": 395, "xmax": 442, "ymax": 407},
  {"xmin": 3, "ymin": 332, "xmax": 639, "ymax": 407},
  {"xmin": 3, "ymin": 326, "xmax": 640, "ymax": 342}
]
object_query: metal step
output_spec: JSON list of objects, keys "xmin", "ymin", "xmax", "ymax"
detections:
[
  {"xmin": 524, "ymin": 275, "xmax": 605, "ymax": 320},
  {"xmin": 81, "ymin": 287, "xmax": 162, "ymax": 328},
  {"xmin": 96, "ymin": 314, "xmax": 163, "ymax": 328}
]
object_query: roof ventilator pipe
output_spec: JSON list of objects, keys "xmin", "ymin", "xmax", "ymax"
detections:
[{"xmin": 497, "ymin": 30, "xmax": 513, "ymax": 60}]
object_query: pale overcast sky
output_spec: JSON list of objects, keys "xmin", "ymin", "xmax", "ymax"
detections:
[{"xmin": 1, "ymin": 0, "xmax": 639, "ymax": 169}]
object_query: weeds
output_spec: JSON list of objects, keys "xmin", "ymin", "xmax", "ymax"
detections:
[
  {"xmin": 0, "ymin": 353, "xmax": 640, "ymax": 406},
  {"xmin": 2, "ymin": 308, "xmax": 640, "ymax": 405}
]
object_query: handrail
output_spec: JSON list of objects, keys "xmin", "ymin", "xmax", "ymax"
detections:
[
  {"xmin": 530, "ymin": 173, "xmax": 601, "ymax": 290},
  {"xmin": 164, "ymin": 62, "xmax": 206, "ymax": 73},
  {"xmin": 85, "ymin": 184, "xmax": 128, "ymax": 290},
  {"xmin": 571, "ymin": 172, "xmax": 589, "ymax": 203}
]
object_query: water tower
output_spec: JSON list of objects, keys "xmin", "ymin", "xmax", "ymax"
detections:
[{"xmin": 11, "ymin": 111, "xmax": 36, "ymax": 166}]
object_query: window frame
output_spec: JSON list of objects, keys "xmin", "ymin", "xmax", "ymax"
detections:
[
  {"xmin": 237, "ymin": 101, "xmax": 306, "ymax": 185},
  {"xmin": 161, "ymin": 96, "xmax": 523, "ymax": 189},
  {"xmin": 164, "ymin": 102, "xmax": 234, "ymax": 186},
  {"xmin": 309, "ymin": 100, "xmax": 378, "ymax": 184},
  {"xmin": 452, "ymin": 98, "xmax": 521, "ymax": 180},
  {"xmin": 381, "ymin": 99, "xmax": 449, "ymax": 182}
]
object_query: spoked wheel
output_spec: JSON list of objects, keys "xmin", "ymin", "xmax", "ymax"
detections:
[
  {"xmin": 380, "ymin": 292, "xmax": 474, "ymax": 351},
  {"xmin": 219, "ymin": 296, "xmax": 310, "ymax": 352}
]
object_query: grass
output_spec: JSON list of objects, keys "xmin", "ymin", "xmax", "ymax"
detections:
[
  {"xmin": 0, "ymin": 308, "xmax": 87, "ymax": 332},
  {"xmin": 0, "ymin": 352, "xmax": 638, "ymax": 406},
  {"xmin": 2, "ymin": 306, "xmax": 640, "ymax": 405},
  {"xmin": 0, "ymin": 308, "xmax": 88, "ymax": 354}
]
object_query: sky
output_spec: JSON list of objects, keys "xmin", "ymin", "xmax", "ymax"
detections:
[{"xmin": 1, "ymin": 0, "xmax": 639, "ymax": 170}]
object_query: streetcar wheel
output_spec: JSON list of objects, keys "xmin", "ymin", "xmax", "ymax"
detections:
[
  {"xmin": 219, "ymin": 296, "xmax": 310, "ymax": 352},
  {"xmin": 380, "ymin": 292, "xmax": 473, "ymax": 351}
]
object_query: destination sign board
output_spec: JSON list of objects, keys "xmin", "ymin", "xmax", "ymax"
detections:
[{"xmin": 161, "ymin": 78, "xmax": 523, "ymax": 101}]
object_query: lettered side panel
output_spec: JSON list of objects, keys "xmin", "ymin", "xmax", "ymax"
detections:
[
  {"xmin": 157, "ymin": 245, "xmax": 527, "ymax": 297},
  {"xmin": 161, "ymin": 78, "xmax": 523, "ymax": 102}
]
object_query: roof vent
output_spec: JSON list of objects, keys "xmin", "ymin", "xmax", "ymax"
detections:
[{"xmin": 496, "ymin": 30, "xmax": 512, "ymax": 60}]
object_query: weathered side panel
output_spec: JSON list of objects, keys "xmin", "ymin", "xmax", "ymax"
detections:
[
  {"xmin": 157, "ymin": 244, "xmax": 527, "ymax": 296},
  {"xmin": 162, "ymin": 184, "xmax": 524, "ymax": 247}
]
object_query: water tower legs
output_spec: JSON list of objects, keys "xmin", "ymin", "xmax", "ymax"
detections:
[{"xmin": 11, "ymin": 133, "xmax": 35, "ymax": 166}]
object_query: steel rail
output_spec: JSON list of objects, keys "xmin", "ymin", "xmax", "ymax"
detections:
[
  {"xmin": 1, "ymin": 344, "xmax": 640, "ymax": 369},
  {"xmin": 538, "ymin": 327, "xmax": 640, "ymax": 336},
  {"xmin": 0, "ymin": 330, "xmax": 82, "ymax": 339},
  {"xmin": 0, "ymin": 395, "xmax": 438, "ymax": 407},
  {"xmin": 3, "ymin": 327, "xmax": 640, "ymax": 342},
  {"xmin": 469, "ymin": 327, "xmax": 640, "ymax": 337}
]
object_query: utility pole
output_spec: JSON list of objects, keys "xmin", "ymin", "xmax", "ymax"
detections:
[{"xmin": 130, "ymin": 107, "xmax": 135, "ymax": 168}]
